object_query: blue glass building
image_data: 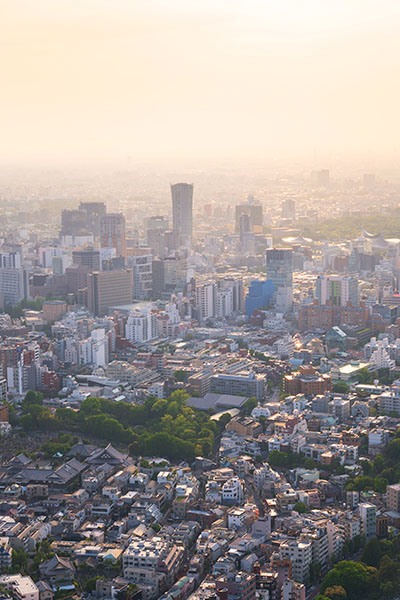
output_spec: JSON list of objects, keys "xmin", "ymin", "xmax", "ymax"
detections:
[{"xmin": 245, "ymin": 279, "xmax": 274, "ymax": 317}]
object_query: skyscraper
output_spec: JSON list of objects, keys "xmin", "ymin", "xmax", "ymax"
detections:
[
  {"xmin": 239, "ymin": 213, "xmax": 251, "ymax": 243},
  {"xmin": 266, "ymin": 249, "xmax": 293, "ymax": 290},
  {"xmin": 100, "ymin": 213, "xmax": 127, "ymax": 258},
  {"xmin": 60, "ymin": 209, "xmax": 88, "ymax": 236},
  {"xmin": 266, "ymin": 248, "xmax": 293, "ymax": 311},
  {"xmin": 171, "ymin": 183, "xmax": 193, "ymax": 243},
  {"xmin": 60, "ymin": 203, "xmax": 106, "ymax": 237},
  {"xmin": 79, "ymin": 202, "xmax": 106, "ymax": 236},
  {"xmin": 235, "ymin": 196, "xmax": 263, "ymax": 233}
]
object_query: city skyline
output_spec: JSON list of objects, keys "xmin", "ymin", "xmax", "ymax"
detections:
[{"xmin": 1, "ymin": 5, "xmax": 400, "ymax": 600}]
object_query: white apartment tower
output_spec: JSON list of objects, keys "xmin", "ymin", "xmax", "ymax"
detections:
[{"xmin": 196, "ymin": 283, "xmax": 216, "ymax": 324}]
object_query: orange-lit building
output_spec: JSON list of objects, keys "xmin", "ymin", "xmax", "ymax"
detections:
[{"xmin": 284, "ymin": 365, "xmax": 331, "ymax": 396}]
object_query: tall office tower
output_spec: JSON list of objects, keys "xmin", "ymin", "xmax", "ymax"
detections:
[
  {"xmin": 266, "ymin": 248, "xmax": 293, "ymax": 311},
  {"xmin": 239, "ymin": 219, "xmax": 255, "ymax": 252},
  {"xmin": 239, "ymin": 213, "xmax": 251, "ymax": 242},
  {"xmin": 266, "ymin": 249, "xmax": 293, "ymax": 290},
  {"xmin": 235, "ymin": 198, "xmax": 263, "ymax": 233},
  {"xmin": 126, "ymin": 248, "xmax": 153, "ymax": 300},
  {"xmin": 100, "ymin": 213, "xmax": 127, "ymax": 258},
  {"xmin": 0, "ymin": 268, "xmax": 29, "ymax": 308},
  {"xmin": 87, "ymin": 269, "xmax": 133, "ymax": 316},
  {"xmin": 152, "ymin": 259, "xmax": 165, "ymax": 299},
  {"xmin": 72, "ymin": 247, "xmax": 101, "ymax": 271},
  {"xmin": 171, "ymin": 183, "xmax": 193, "ymax": 243},
  {"xmin": 316, "ymin": 275, "xmax": 359, "ymax": 306},
  {"xmin": 79, "ymin": 202, "xmax": 107, "ymax": 236},
  {"xmin": 60, "ymin": 209, "xmax": 88, "ymax": 235},
  {"xmin": 281, "ymin": 198, "xmax": 296, "ymax": 220}
]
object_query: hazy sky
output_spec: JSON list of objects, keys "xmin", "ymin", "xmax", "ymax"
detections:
[{"xmin": 1, "ymin": 0, "xmax": 400, "ymax": 165}]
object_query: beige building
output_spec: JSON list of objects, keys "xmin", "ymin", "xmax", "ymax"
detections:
[
  {"xmin": 87, "ymin": 270, "xmax": 133, "ymax": 316},
  {"xmin": 42, "ymin": 300, "xmax": 67, "ymax": 323},
  {"xmin": 387, "ymin": 483, "xmax": 400, "ymax": 512}
]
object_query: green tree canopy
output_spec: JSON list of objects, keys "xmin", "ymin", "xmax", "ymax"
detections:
[
  {"xmin": 321, "ymin": 561, "xmax": 378, "ymax": 600},
  {"xmin": 361, "ymin": 538, "xmax": 383, "ymax": 568},
  {"xmin": 173, "ymin": 369, "xmax": 187, "ymax": 382},
  {"xmin": 332, "ymin": 382, "xmax": 349, "ymax": 394},
  {"xmin": 324, "ymin": 586, "xmax": 347, "ymax": 600},
  {"xmin": 242, "ymin": 397, "xmax": 258, "ymax": 415},
  {"xmin": 294, "ymin": 501, "xmax": 307, "ymax": 514}
]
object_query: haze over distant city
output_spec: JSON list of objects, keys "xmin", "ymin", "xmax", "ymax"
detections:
[
  {"xmin": 3, "ymin": 4, "xmax": 400, "ymax": 600},
  {"xmin": 2, "ymin": 0, "xmax": 400, "ymax": 167}
]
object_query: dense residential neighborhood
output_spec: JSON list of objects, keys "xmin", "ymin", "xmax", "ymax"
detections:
[{"xmin": 2, "ymin": 156, "xmax": 400, "ymax": 600}]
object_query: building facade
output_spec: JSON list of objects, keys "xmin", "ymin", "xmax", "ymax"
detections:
[
  {"xmin": 100, "ymin": 213, "xmax": 127, "ymax": 258},
  {"xmin": 171, "ymin": 183, "xmax": 193, "ymax": 243}
]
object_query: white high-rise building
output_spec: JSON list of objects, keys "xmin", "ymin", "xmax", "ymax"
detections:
[
  {"xmin": 196, "ymin": 283, "xmax": 216, "ymax": 324},
  {"xmin": 369, "ymin": 345, "xmax": 395, "ymax": 370},
  {"xmin": 216, "ymin": 288, "xmax": 233, "ymax": 318},
  {"xmin": 359, "ymin": 502, "xmax": 376, "ymax": 537},
  {"xmin": 78, "ymin": 329, "xmax": 108, "ymax": 367},
  {"xmin": 364, "ymin": 336, "xmax": 400, "ymax": 364},
  {"xmin": 0, "ymin": 268, "xmax": 29, "ymax": 307},
  {"xmin": 126, "ymin": 308, "xmax": 158, "ymax": 343},
  {"xmin": 91, "ymin": 329, "xmax": 108, "ymax": 367},
  {"xmin": 279, "ymin": 539, "xmax": 313, "ymax": 584}
]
